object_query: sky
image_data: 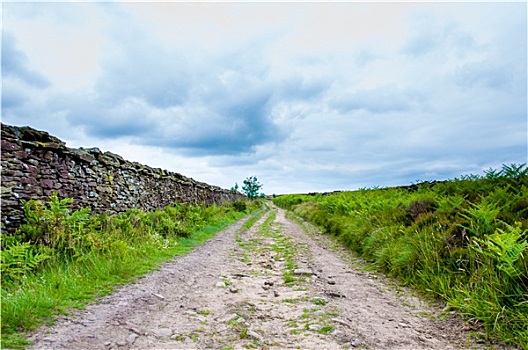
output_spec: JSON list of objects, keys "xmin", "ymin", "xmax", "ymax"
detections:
[{"xmin": 2, "ymin": 1, "xmax": 527, "ymax": 195}]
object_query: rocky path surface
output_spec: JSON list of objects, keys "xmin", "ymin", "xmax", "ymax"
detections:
[{"xmin": 28, "ymin": 204, "xmax": 500, "ymax": 350}]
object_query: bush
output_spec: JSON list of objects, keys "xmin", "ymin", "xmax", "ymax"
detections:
[{"xmin": 232, "ymin": 201, "xmax": 247, "ymax": 212}]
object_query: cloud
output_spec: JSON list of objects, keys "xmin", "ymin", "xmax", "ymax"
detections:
[
  {"xmin": 2, "ymin": 32, "xmax": 50, "ymax": 88},
  {"xmin": 455, "ymin": 61, "xmax": 514, "ymax": 91},
  {"xmin": 1, "ymin": 80, "xmax": 29, "ymax": 109}
]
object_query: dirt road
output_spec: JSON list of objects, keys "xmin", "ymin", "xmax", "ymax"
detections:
[{"xmin": 28, "ymin": 205, "xmax": 498, "ymax": 349}]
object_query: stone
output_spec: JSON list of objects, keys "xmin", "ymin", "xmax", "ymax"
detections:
[
  {"xmin": 294, "ymin": 268, "xmax": 313, "ymax": 276},
  {"xmin": 127, "ymin": 333, "xmax": 139, "ymax": 344},
  {"xmin": 153, "ymin": 327, "xmax": 173, "ymax": 337},
  {"xmin": 247, "ymin": 330, "xmax": 262, "ymax": 341},
  {"xmin": 152, "ymin": 293, "xmax": 165, "ymax": 300},
  {"xmin": 308, "ymin": 324, "xmax": 321, "ymax": 331}
]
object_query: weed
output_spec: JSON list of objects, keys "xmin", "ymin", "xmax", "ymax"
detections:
[
  {"xmin": 282, "ymin": 272, "xmax": 296, "ymax": 285},
  {"xmin": 198, "ymin": 309, "xmax": 211, "ymax": 317},
  {"xmin": 284, "ymin": 298, "xmax": 301, "ymax": 304},
  {"xmin": 239, "ymin": 327, "xmax": 249, "ymax": 339},
  {"xmin": 318, "ymin": 325, "xmax": 335, "ymax": 334},
  {"xmin": 311, "ymin": 297, "xmax": 328, "ymax": 306}
]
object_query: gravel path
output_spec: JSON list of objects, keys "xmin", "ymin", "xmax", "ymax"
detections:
[{"xmin": 27, "ymin": 204, "xmax": 504, "ymax": 350}]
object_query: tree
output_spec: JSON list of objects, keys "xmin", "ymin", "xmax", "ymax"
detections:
[
  {"xmin": 231, "ymin": 182, "xmax": 239, "ymax": 192},
  {"xmin": 242, "ymin": 176, "xmax": 263, "ymax": 200}
]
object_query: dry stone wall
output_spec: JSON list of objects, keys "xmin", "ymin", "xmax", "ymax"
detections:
[{"xmin": 1, "ymin": 123, "xmax": 245, "ymax": 233}]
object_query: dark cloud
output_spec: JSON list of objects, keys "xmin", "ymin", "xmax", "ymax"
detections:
[
  {"xmin": 144, "ymin": 91, "xmax": 285, "ymax": 156},
  {"xmin": 63, "ymin": 66, "xmax": 285, "ymax": 155},
  {"xmin": 1, "ymin": 32, "xmax": 50, "ymax": 88}
]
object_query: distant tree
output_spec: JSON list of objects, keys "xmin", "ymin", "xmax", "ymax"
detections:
[
  {"xmin": 231, "ymin": 182, "xmax": 239, "ymax": 192},
  {"xmin": 242, "ymin": 176, "xmax": 263, "ymax": 200}
]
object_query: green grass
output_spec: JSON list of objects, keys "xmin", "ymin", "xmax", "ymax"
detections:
[
  {"xmin": 317, "ymin": 325, "xmax": 334, "ymax": 334},
  {"xmin": 274, "ymin": 163, "xmax": 528, "ymax": 349},
  {"xmin": 1, "ymin": 197, "xmax": 262, "ymax": 349}
]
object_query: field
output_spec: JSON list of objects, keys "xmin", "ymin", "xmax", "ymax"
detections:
[{"xmin": 273, "ymin": 164, "xmax": 528, "ymax": 348}]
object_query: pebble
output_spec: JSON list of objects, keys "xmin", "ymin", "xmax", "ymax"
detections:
[
  {"xmin": 229, "ymin": 286, "xmax": 239, "ymax": 293},
  {"xmin": 128, "ymin": 327, "xmax": 141, "ymax": 335},
  {"xmin": 215, "ymin": 281, "xmax": 226, "ymax": 288},
  {"xmin": 293, "ymin": 268, "xmax": 312, "ymax": 275},
  {"xmin": 116, "ymin": 340, "xmax": 127, "ymax": 347},
  {"xmin": 152, "ymin": 293, "xmax": 165, "ymax": 300},
  {"xmin": 331, "ymin": 318, "xmax": 350, "ymax": 328},
  {"xmin": 273, "ymin": 290, "xmax": 280, "ymax": 297},
  {"xmin": 247, "ymin": 330, "xmax": 263, "ymax": 341},
  {"xmin": 127, "ymin": 333, "xmax": 139, "ymax": 344},
  {"xmin": 308, "ymin": 324, "xmax": 321, "ymax": 331},
  {"xmin": 154, "ymin": 327, "xmax": 173, "ymax": 337}
]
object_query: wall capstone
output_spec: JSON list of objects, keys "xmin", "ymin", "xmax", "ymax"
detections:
[{"xmin": 1, "ymin": 123, "xmax": 245, "ymax": 233}]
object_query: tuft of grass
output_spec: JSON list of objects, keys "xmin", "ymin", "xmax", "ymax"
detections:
[
  {"xmin": 318, "ymin": 325, "xmax": 334, "ymax": 334},
  {"xmin": 311, "ymin": 298, "xmax": 328, "ymax": 306},
  {"xmin": 198, "ymin": 309, "xmax": 211, "ymax": 317}
]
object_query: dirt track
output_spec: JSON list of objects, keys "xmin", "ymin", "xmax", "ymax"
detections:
[{"xmin": 28, "ymin": 205, "xmax": 501, "ymax": 349}]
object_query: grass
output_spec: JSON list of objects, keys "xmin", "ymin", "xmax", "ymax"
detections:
[
  {"xmin": 318, "ymin": 325, "xmax": 334, "ymax": 334},
  {"xmin": 1, "ymin": 196, "xmax": 263, "ymax": 349},
  {"xmin": 273, "ymin": 163, "xmax": 528, "ymax": 349},
  {"xmin": 311, "ymin": 297, "xmax": 328, "ymax": 306},
  {"xmin": 198, "ymin": 309, "xmax": 211, "ymax": 317}
]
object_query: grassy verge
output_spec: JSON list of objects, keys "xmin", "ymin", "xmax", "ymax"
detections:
[
  {"xmin": 273, "ymin": 164, "xmax": 528, "ymax": 348},
  {"xmin": 1, "ymin": 196, "xmax": 262, "ymax": 349}
]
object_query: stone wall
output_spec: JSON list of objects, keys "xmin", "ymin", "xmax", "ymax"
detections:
[{"xmin": 1, "ymin": 123, "xmax": 245, "ymax": 233}]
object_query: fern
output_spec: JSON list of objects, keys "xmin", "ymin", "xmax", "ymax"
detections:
[
  {"xmin": 0, "ymin": 242, "xmax": 50, "ymax": 283},
  {"xmin": 460, "ymin": 198, "xmax": 502, "ymax": 236},
  {"xmin": 471, "ymin": 223, "xmax": 528, "ymax": 279}
]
